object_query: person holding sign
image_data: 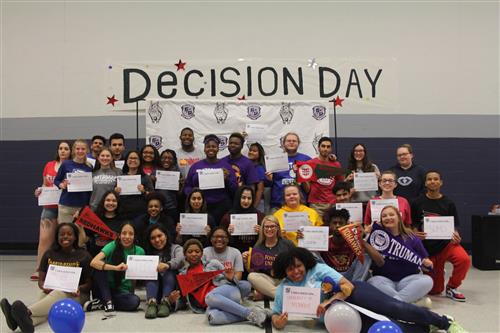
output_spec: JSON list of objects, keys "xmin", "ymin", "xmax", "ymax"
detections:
[
  {"xmin": 140, "ymin": 144, "xmax": 161, "ymax": 176},
  {"xmin": 247, "ymin": 142, "xmax": 267, "ymax": 211},
  {"xmin": 144, "ymin": 224, "xmax": 183, "ymax": 319},
  {"xmin": 54, "ymin": 139, "xmax": 93, "ymax": 224},
  {"xmin": 273, "ymin": 185, "xmax": 323, "ymax": 246},
  {"xmin": 367, "ymin": 206, "xmax": 434, "ymax": 307},
  {"xmin": 364, "ymin": 170, "xmax": 412, "ymax": 226},
  {"xmin": 156, "ymin": 149, "xmax": 183, "ymax": 221},
  {"xmin": 86, "ymin": 222, "xmax": 145, "ymax": 316},
  {"xmin": 116, "ymin": 151, "xmax": 154, "ymax": 220},
  {"xmin": 89, "ymin": 147, "xmax": 122, "ymax": 211},
  {"xmin": 411, "ymin": 170, "xmax": 470, "ymax": 302},
  {"xmin": 177, "ymin": 239, "xmax": 269, "ymax": 327},
  {"xmin": 1, "ymin": 223, "xmax": 92, "ymax": 333},
  {"xmin": 222, "ymin": 132, "xmax": 259, "ymax": 188},
  {"xmin": 183, "ymin": 134, "xmax": 237, "ymax": 225},
  {"xmin": 271, "ymin": 247, "xmax": 467, "ymax": 333},
  {"xmin": 136, "ymin": 192, "xmax": 176, "ymax": 249},
  {"xmin": 32, "ymin": 140, "xmax": 71, "ymax": 281},
  {"xmin": 345, "ymin": 143, "xmax": 381, "ymax": 205},
  {"xmin": 244, "ymin": 215, "xmax": 294, "ymax": 300},
  {"xmin": 220, "ymin": 186, "xmax": 264, "ymax": 253}
]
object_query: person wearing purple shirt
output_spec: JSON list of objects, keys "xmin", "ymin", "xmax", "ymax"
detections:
[
  {"xmin": 221, "ymin": 132, "xmax": 259, "ymax": 188},
  {"xmin": 184, "ymin": 134, "xmax": 237, "ymax": 225}
]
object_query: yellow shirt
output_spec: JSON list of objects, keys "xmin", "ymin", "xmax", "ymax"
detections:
[{"xmin": 273, "ymin": 204, "xmax": 323, "ymax": 246}]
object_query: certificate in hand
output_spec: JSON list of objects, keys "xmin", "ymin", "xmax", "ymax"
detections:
[
  {"xmin": 264, "ymin": 153, "xmax": 289, "ymax": 173},
  {"xmin": 198, "ymin": 168, "xmax": 224, "ymax": 190},
  {"xmin": 125, "ymin": 255, "xmax": 159, "ymax": 280},
  {"xmin": 283, "ymin": 212, "xmax": 310, "ymax": 231},
  {"xmin": 43, "ymin": 264, "xmax": 82, "ymax": 293},
  {"xmin": 353, "ymin": 172, "xmax": 378, "ymax": 192},
  {"xmin": 114, "ymin": 160, "xmax": 125, "ymax": 170},
  {"xmin": 336, "ymin": 203, "xmax": 363, "ymax": 224},
  {"xmin": 38, "ymin": 187, "xmax": 62, "ymax": 206},
  {"xmin": 155, "ymin": 170, "xmax": 180, "ymax": 191},
  {"xmin": 245, "ymin": 123, "xmax": 268, "ymax": 142},
  {"xmin": 230, "ymin": 214, "xmax": 258, "ymax": 235},
  {"xmin": 298, "ymin": 226, "xmax": 329, "ymax": 251},
  {"xmin": 283, "ymin": 286, "xmax": 320, "ymax": 318},
  {"xmin": 424, "ymin": 216, "xmax": 455, "ymax": 240},
  {"xmin": 370, "ymin": 199, "xmax": 399, "ymax": 223},
  {"xmin": 180, "ymin": 213, "xmax": 208, "ymax": 235},
  {"xmin": 67, "ymin": 172, "xmax": 93, "ymax": 192},
  {"xmin": 117, "ymin": 175, "xmax": 141, "ymax": 195}
]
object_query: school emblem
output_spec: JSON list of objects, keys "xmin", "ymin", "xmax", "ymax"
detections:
[
  {"xmin": 312, "ymin": 105, "xmax": 326, "ymax": 120},
  {"xmin": 214, "ymin": 102, "xmax": 229, "ymax": 124},
  {"xmin": 148, "ymin": 101, "xmax": 163, "ymax": 124},
  {"xmin": 279, "ymin": 102, "xmax": 294, "ymax": 125},
  {"xmin": 369, "ymin": 230, "xmax": 391, "ymax": 252},
  {"xmin": 298, "ymin": 163, "xmax": 314, "ymax": 181},
  {"xmin": 246, "ymin": 105, "xmax": 261, "ymax": 120},
  {"xmin": 218, "ymin": 136, "xmax": 228, "ymax": 150},
  {"xmin": 149, "ymin": 135, "xmax": 163, "ymax": 150},
  {"xmin": 181, "ymin": 104, "xmax": 195, "ymax": 119}
]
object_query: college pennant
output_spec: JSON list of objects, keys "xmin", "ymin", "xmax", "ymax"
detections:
[
  {"xmin": 247, "ymin": 247, "xmax": 277, "ymax": 271},
  {"xmin": 295, "ymin": 160, "xmax": 344, "ymax": 183},
  {"xmin": 75, "ymin": 206, "xmax": 117, "ymax": 240},
  {"xmin": 338, "ymin": 224, "xmax": 365, "ymax": 264},
  {"xmin": 176, "ymin": 270, "xmax": 224, "ymax": 296}
]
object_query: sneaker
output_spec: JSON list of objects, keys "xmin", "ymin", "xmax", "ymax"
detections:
[
  {"xmin": 83, "ymin": 298, "xmax": 104, "ymax": 312},
  {"xmin": 11, "ymin": 301, "xmax": 34, "ymax": 333},
  {"xmin": 29, "ymin": 273, "xmax": 39, "ymax": 281},
  {"xmin": 145, "ymin": 301, "xmax": 157, "ymax": 319},
  {"xmin": 247, "ymin": 307, "xmax": 267, "ymax": 328},
  {"xmin": 157, "ymin": 300, "xmax": 170, "ymax": 318},
  {"xmin": 1, "ymin": 299, "xmax": 17, "ymax": 331},
  {"xmin": 446, "ymin": 315, "xmax": 468, "ymax": 333},
  {"xmin": 413, "ymin": 296, "xmax": 432, "ymax": 309},
  {"xmin": 446, "ymin": 286, "xmax": 466, "ymax": 302},
  {"xmin": 104, "ymin": 301, "xmax": 116, "ymax": 317}
]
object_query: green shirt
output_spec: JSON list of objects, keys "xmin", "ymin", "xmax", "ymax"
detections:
[{"xmin": 101, "ymin": 241, "xmax": 145, "ymax": 293}]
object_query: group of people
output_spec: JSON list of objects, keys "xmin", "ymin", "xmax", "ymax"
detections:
[{"xmin": 0, "ymin": 129, "xmax": 471, "ymax": 333}]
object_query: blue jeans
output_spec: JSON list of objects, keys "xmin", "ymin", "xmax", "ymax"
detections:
[
  {"xmin": 93, "ymin": 270, "xmax": 140, "ymax": 311},
  {"xmin": 205, "ymin": 281, "xmax": 252, "ymax": 325},
  {"xmin": 145, "ymin": 270, "xmax": 177, "ymax": 302},
  {"xmin": 342, "ymin": 256, "xmax": 372, "ymax": 282}
]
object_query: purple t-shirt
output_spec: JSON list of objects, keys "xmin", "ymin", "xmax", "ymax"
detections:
[
  {"xmin": 183, "ymin": 159, "xmax": 237, "ymax": 204},
  {"xmin": 271, "ymin": 153, "xmax": 310, "ymax": 207},
  {"xmin": 221, "ymin": 155, "xmax": 259, "ymax": 186}
]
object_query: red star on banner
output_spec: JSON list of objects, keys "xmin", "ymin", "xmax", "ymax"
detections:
[
  {"xmin": 106, "ymin": 95, "xmax": 118, "ymax": 106},
  {"xmin": 329, "ymin": 95, "xmax": 344, "ymax": 107},
  {"xmin": 175, "ymin": 59, "xmax": 186, "ymax": 71},
  {"xmin": 237, "ymin": 95, "xmax": 246, "ymax": 100}
]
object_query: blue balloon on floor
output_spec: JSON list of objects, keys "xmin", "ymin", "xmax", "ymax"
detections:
[
  {"xmin": 48, "ymin": 298, "xmax": 85, "ymax": 333},
  {"xmin": 368, "ymin": 321, "xmax": 403, "ymax": 333}
]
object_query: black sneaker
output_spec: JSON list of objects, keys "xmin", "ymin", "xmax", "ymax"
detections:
[
  {"xmin": 104, "ymin": 301, "xmax": 116, "ymax": 317},
  {"xmin": 11, "ymin": 301, "xmax": 33, "ymax": 333},
  {"xmin": 1, "ymin": 298, "xmax": 17, "ymax": 331},
  {"xmin": 83, "ymin": 298, "xmax": 104, "ymax": 312}
]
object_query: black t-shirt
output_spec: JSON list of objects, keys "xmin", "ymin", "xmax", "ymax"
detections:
[{"xmin": 39, "ymin": 248, "xmax": 92, "ymax": 286}]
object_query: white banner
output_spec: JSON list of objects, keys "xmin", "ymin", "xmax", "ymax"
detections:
[{"xmin": 146, "ymin": 100, "xmax": 330, "ymax": 158}]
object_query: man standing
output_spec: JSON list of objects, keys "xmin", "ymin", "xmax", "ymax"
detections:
[
  {"xmin": 109, "ymin": 133, "xmax": 126, "ymax": 169},
  {"xmin": 88, "ymin": 135, "xmax": 106, "ymax": 159},
  {"xmin": 390, "ymin": 143, "xmax": 425, "ymax": 203},
  {"xmin": 175, "ymin": 127, "xmax": 204, "ymax": 178},
  {"xmin": 221, "ymin": 133, "xmax": 259, "ymax": 188}
]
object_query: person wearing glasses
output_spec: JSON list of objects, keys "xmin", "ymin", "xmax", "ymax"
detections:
[
  {"xmin": 389, "ymin": 144, "xmax": 426, "ymax": 203},
  {"xmin": 364, "ymin": 170, "xmax": 413, "ymax": 226}
]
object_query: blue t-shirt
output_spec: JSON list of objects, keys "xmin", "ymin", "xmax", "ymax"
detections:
[
  {"xmin": 271, "ymin": 153, "xmax": 310, "ymax": 207},
  {"xmin": 273, "ymin": 263, "xmax": 343, "ymax": 315},
  {"xmin": 54, "ymin": 160, "xmax": 93, "ymax": 207}
]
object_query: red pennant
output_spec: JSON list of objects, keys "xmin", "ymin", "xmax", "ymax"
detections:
[
  {"xmin": 75, "ymin": 206, "xmax": 117, "ymax": 240},
  {"xmin": 338, "ymin": 224, "xmax": 365, "ymax": 264},
  {"xmin": 176, "ymin": 270, "xmax": 224, "ymax": 296}
]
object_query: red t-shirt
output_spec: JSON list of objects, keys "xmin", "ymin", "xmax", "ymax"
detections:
[
  {"xmin": 186, "ymin": 263, "xmax": 216, "ymax": 309},
  {"xmin": 42, "ymin": 160, "xmax": 59, "ymax": 209},
  {"xmin": 308, "ymin": 158, "xmax": 343, "ymax": 204}
]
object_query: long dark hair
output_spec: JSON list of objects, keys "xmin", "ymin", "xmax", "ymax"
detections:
[
  {"xmin": 249, "ymin": 142, "xmax": 265, "ymax": 166},
  {"xmin": 110, "ymin": 222, "xmax": 136, "ymax": 288},
  {"xmin": 145, "ymin": 224, "xmax": 172, "ymax": 262},
  {"xmin": 54, "ymin": 140, "xmax": 72, "ymax": 162},
  {"xmin": 185, "ymin": 188, "xmax": 208, "ymax": 213},
  {"xmin": 347, "ymin": 143, "xmax": 375, "ymax": 172},
  {"xmin": 140, "ymin": 144, "xmax": 161, "ymax": 167},
  {"xmin": 122, "ymin": 150, "xmax": 146, "ymax": 176},
  {"xmin": 51, "ymin": 223, "xmax": 80, "ymax": 251},
  {"xmin": 95, "ymin": 190, "xmax": 120, "ymax": 218},
  {"xmin": 160, "ymin": 149, "xmax": 179, "ymax": 171},
  {"xmin": 229, "ymin": 186, "xmax": 257, "ymax": 214}
]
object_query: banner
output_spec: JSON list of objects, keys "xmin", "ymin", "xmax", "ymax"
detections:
[
  {"xmin": 296, "ymin": 160, "xmax": 344, "ymax": 183},
  {"xmin": 247, "ymin": 247, "xmax": 277, "ymax": 271},
  {"xmin": 368, "ymin": 223, "xmax": 423, "ymax": 268},
  {"xmin": 338, "ymin": 224, "xmax": 365, "ymax": 264},
  {"xmin": 146, "ymin": 100, "xmax": 330, "ymax": 158},
  {"xmin": 176, "ymin": 270, "xmax": 224, "ymax": 296},
  {"xmin": 75, "ymin": 206, "xmax": 117, "ymax": 240}
]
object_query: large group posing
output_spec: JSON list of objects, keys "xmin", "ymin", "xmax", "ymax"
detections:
[{"xmin": 0, "ymin": 129, "xmax": 470, "ymax": 333}]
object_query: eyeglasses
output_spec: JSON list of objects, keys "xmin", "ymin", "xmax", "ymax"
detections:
[
  {"xmin": 380, "ymin": 179, "xmax": 396, "ymax": 184},
  {"xmin": 263, "ymin": 225, "xmax": 278, "ymax": 230}
]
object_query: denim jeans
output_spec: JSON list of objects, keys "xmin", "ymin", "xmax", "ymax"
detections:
[
  {"xmin": 93, "ymin": 270, "xmax": 140, "ymax": 311},
  {"xmin": 145, "ymin": 270, "xmax": 177, "ymax": 301},
  {"xmin": 367, "ymin": 274, "xmax": 433, "ymax": 302},
  {"xmin": 205, "ymin": 281, "xmax": 252, "ymax": 325}
]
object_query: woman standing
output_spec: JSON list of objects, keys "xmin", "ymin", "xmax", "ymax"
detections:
[
  {"xmin": 345, "ymin": 143, "xmax": 381, "ymax": 204},
  {"xmin": 89, "ymin": 147, "xmax": 122, "ymax": 211},
  {"xmin": 156, "ymin": 149, "xmax": 182, "ymax": 221},
  {"xmin": 140, "ymin": 144, "xmax": 161, "ymax": 176},
  {"xmin": 32, "ymin": 141, "xmax": 71, "ymax": 281},
  {"xmin": 247, "ymin": 142, "xmax": 266, "ymax": 211}
]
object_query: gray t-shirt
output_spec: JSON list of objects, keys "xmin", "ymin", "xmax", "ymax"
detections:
[
  {"xmin": 176, "ymin": 146, "xmax": 204, "ymax": 178},
  {"xmin": 202, "ymin": 246, "xmax": 244, "ymax": 272},
  {"xmin": 90, "ymin": 167, "xmax": 122, "ymax": 210}
]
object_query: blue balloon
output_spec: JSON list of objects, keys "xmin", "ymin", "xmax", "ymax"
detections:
[
  {"xmin": 368, "ymin": 321, "xmax": 403, "ymax": 333},
  {"xmin": 48, "ymin": 298, "xmax": 85, "ymax": 333}
]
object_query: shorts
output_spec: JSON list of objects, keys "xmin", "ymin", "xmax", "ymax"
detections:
[{"xmin": 40, "ymin": 207, "xmax": 58, "ymax": 220}]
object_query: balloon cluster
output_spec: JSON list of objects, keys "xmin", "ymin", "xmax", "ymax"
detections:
[{"xmin": 48, "ymin": 299, "xmax": 85, "ymax": 333}]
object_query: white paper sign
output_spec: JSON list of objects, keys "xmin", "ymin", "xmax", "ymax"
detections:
[
  {"xmin": 38, "ymin": 187, "xmax": 62, "ymax": 206},
  {"xmin": 67, "ymin": 172, "xmax": 93, "ymax": 192},
  {"xmin": 283, "ymin": 286, "xmax": 320, "ymax": 318},
  {"xmin": 298, "ymin": 226, "xmax": 329, "ymax": 251},
  {"xmin": 155, "ymin": 170, "xmax": 180, "ymax": 191},
  {"xmin": 43, "ymin": 265, "xmax": 82, "ymax": 293},
  {"xmin": 117, "ymin": 175, "xmax": 141, "ymax": 195},
  {"xmin": 265, "ymin": 153, "xmax": 289, "ymax": 173},
  {"xmin": 198, "ymin": 168, "xmax": 225, "ymax": 190},
  {"xmin": 230, "ymin": 214, "xmax": 258, "ymax": 235},
  {"xmin": 283, "ymin": 212, "xmax": 310, "ymax": 231},
  {"xmin": 336, "ymin": 203, "xmax": 363, "ymax": 223},
  {"xmin": 114, "ymin": 160, "xmax": 125, "ymax": 170},
  {"xmin": 87, "ymin": 157, "xmax": 96, "ymax": 168},
  {"xmin": 245, "ymin": 123, "xmax": 268, "ymax": 142},
  {"xmin": 424, "ymin": 216, "xmax": 455, "ymax": 240},
  {"xmin": 370, "ymin": 199, "xmax": 399, "ymax": 223},
  {"xmin": 353, "ymin": 172, "xmax": 378, "ymax": 192},
  {"xmin": 180, "ymin": 213, "xmax": 208, "ymax": 235},
  {"xmin": 125, "ymin": 255, "xmax": 159, "ymax": 280}
]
